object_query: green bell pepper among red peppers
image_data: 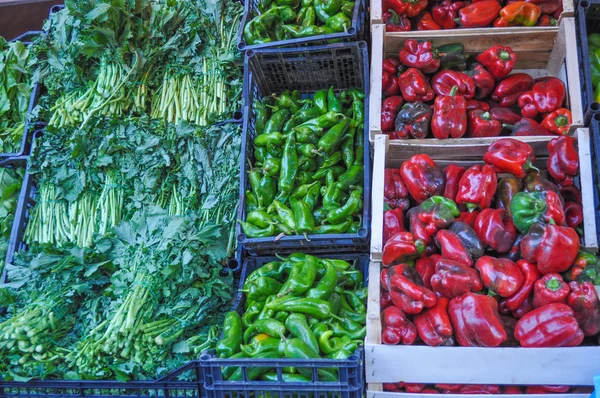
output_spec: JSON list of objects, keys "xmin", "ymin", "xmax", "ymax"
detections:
[
  {"xmin": 564, "ymin": 251, "xmax": 600, "ymax": 285},
  {"xmin": 510, "ymin": 190, "xmax": 565, "ymax": 234}
]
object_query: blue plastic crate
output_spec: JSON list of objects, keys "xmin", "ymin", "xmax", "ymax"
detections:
[
  {"xmin": 237, "ymin": 42, "xmax": 371, "ymax": 256},
  {"xmin": 588, "ymin": 115, "xmax": 600, "ymax": 245},
  {"xmin": 575, "ymin": 0, "xmax": 600, "ymax": 125},
  {"xmin": 237, "ymin": 0, "xmax": 366, "ymax": 51},
  {"xmin": 199, "ymin": 253, "xmax": 368, "ymax": 398}
]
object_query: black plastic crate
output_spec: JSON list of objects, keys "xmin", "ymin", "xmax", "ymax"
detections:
[
  {"xmin": 237, "ymin": 42, "xmax": 371, "ymax": 255},
  {"xmin": 237, "ymin": 0, "xmax": 366, "ymax": 51},
  {"xmin": 10, "ymin": 30, "xmax": 42, "ymax": 46},
  {"xmin": 589, "ymin": 115, "xmax": 600, "ymax": 245},
  {"xmin": 199, "ymin": 253, "xmax": 368, "ymax": 398},
  {"xmin": 575, "ymin": 0, "xmax": 600, "ymax": 125}
]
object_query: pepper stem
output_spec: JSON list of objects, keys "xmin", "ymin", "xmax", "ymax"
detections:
[
  {"xmin": 466, "ymin": 203, "xmax": 478, "ymax": 212},
  {"xmin": 524, "ymin": 159, "xmax": 540, "ymax": 173},
  {"xmin": 481, "ymin": 112, "xmax": 491, "ymax": 120},
  {"xmin": 546, "ymin": 277, "xmax": 562, "ymax": 291},
  {"xmin": 389, "ymin": 9, "xmax": 400, "ymax": 24},
  {"xmin": 554, "ymin": 115, "xmax": 568, "ymax": 127},
  {"xmin": 499, "ymin": 50, "xmax": 511, "ymax": 61},
  {"xmin": 449, "ymin": 86, "xmax": 459, "ymax": 97}
]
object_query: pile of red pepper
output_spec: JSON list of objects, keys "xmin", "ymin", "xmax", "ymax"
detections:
[
  {"xmin": 381, "ymin": 138, "xmax": 600, "ymax": 348},
  {"xmin": 383, "ymin": 0, "xmax": 561, "ymax": 32},
  {"xmin": 381, "ymin": 43, "xmax": 573, "ymax": 139},
  {"xmin": 383, "ymin": 383, "xmax": 594, "ymax": 394}
]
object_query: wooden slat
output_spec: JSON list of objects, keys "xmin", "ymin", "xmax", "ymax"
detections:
[
  {"xmin": 564, "ymin": 18, "xmax": 585, "ymax": 128},
  {"xmin": 577, "ymin": 128, "xmax": 598, "ymax": 250},
  {"xmin": 370, "ymin": 135, "xmax": 387, "ymax": 261},
  {"xmin": 366, "ymin": 261, "xmax": 382, "ymax": 345},
  {"xmin": 368, "ymin": 392, "xmax": 588, "ymax": 398},
  {"xmin": 370, "ymin": 0, "xmax": 383, "ymax": 24},
  {"xmin": 369, "ymin": 24, "xmax": 384, "ymax": 139}
]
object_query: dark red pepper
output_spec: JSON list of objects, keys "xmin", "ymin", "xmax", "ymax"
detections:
[
  {"xmin": 567, "ymin": 281, "xmax": 600, "ymax": 336},
  {"xmin": 500, "ymin": 259, "xmax": 540, "ymax": 314},
  {"xmin": 564, "ymin": 201, "xmax": 583, "ymax": 231},
  {"xmin": 383, "ymin": 58, "xmax": 402, "ymax": 97},
  {"xmin": 432, "ymin": 0, "xmax": 465, "ymax": 29},
  {"xmin": 476, "ymin": 45, "xmax": 517, "ymax": 80},
  {"xmin": 435, "ymin": 229, "xmax": 474, "ymax": 267},
  {"xmin": 466, "ymin": 110, "xmax": 502, "ymax": 137},
  {"xmin": 381, "ymin": 290, "xmax": 393, "ymax": 310},
  {"xmin": 456, "ymin": 164, "xmax": 498, "ymax": 212},
  {"xmin": 452, "ymin": 385, "xmax": 502, "ymax": 394},
  {"xmin": 381, "ymin": 305, "xmax": 417, "ymax": 345},
  {"xmin": 397, "ymin": 68, "xmax": 435, "ymax": 103},
  {"xmin": 457, "ymin": 0, "xmax": 502, "ymax": 28},
  {"xmin": 561, "ymin": 185, "xmax": 582, "ymax": 205},
  {"xmin": 408, "ymin": 196, "xmax": 460, "ymax": 244},
  {"xmin": 431, "ymin": 86, "xmax": 467, "ymax": 139},
  {"xmin": 503, "ymin": 386, "xmax": 524, "ymax": 394},
  {"xmin": 490, "ymin": 107, "xmax": 522, "ymax": 125},
  {"xmin": 386, "ymin": 263, "xmax": 437, "ymax": 314},
  {"xmin": 525, "ymin": 386, "xmax": 570, "ymax": 394},
  {"xmin": 541, "ymin": 108, "xmax": 572, "ymax": 135},
  {"xmin": 514, "ymin": 303, "xmax": 584, "ymax": 347},
  {"xmin": 508, "ymin": 118, "xmax": 552, "ymax": 136},
  {"xmin": 475, "ymin": 256, "xmax": 524, "ymax": 297},
  {"xmin": 383, "ymin": 208, "xmax": 405, "ymax": 247},
  {"xmin": 491, "ymin": 73, "xmax": 535, "ymax": 107},
  {"xmin": 384, "ymin": 168, "xmax": 410, "ymax": 211},
  {"xmin": 456, "ymin": 210, "xmax": 479, "ymax": 228},
  {"xmin": 414, "ymin": 296, "xmax": 454, "ymax": 346},
  {"xmin": 502, "ymin": 234, "xmax": 523, "ymax": 262},
  {"xmin": 521, "ymin": 223, "xmax": 580, "ymax": 274},
  {"xmin": 512, "ymin": 295, "xmax": 534, "ymax": 319},
  {"xmin": 474, "ymin": 208, "xmax": 517, "ymax": 253},
  {"xmin": 449, "ymin": 292, "xmax": 507, "ymax": 347},
  {"xmin": 517, "ymin": 77, "xmax": 566, "ymax": 119},
  {"xmin": 466, "ymin": 99, "xmax": 491, "ymax": 112},
  {"xmin": 431, "ymin": 70, "xmax": 476, "ymax": 99},
  {"xmin": 393, "ymin": 102, "xmax": 432, "ymax": 139},
  {"xmin": 483, "ymin": 138, "xmax": 536, "ymax": 179},
  {"xmin": 381, "ymin": 96, "xmax": 405, "ymax": 131},
  {"xmin": 398, "ymin": 40, "xmax": 440, "ymax": 74},
  {"xmin": 383, "ymin": 10, "xmax": 411, "ymax": 32},
  {"xmin": 415, "ymin": 10, "xmax": 443, "ymax": 30},
  {"xmin": 547, "ymin": 136, "xmax": 578, "ymax": 186},
  {"xmin": 533, "ymin": 273, "xmax": 570, "ymax": 308},
  {"xmin": 443, "ymin": 164, "xmax": 465, "ymax": 202},
  {"xmin": 465, "ymin": 63, "xmax": 496, "ymax": 100},
  {"xmin": 383, "ymin": 232, "xmax": 426, "ymax": 267},
  {"xmin": 431, "ymin": 258, "xmax": 483, "ymax": 298},
  {"xmin": 415, "ymin": 254, "xmax": 441, "ymax": 289},
  {"xmin": 400, "ymin": 154, "xmax": 445, "ymax": 203}
]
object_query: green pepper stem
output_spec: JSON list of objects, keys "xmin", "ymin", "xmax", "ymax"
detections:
[
  {"xmin": 449, "ymin": 86, "xmax": 459, "ymax": 97},
  {"xmin": 545, "ymin": 277, "xmax": 562, "ymax": 291},
  {"xmin": 499, "ymin": 50, "xmax": 511, "ymax": 61},
  {"xmin": 554, "ymin": 115, "xmax": 568, "ymax": 127}
]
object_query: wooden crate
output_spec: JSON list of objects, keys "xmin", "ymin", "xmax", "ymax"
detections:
[
  {"xmin": 365, "ymin": 259, "xmax": 600, "ymax": 394},
  {"xmin": 368, "ymin": 392, "xmax": 590, "ymax": 398},
  {"xmin": 368, "ymin": 18, "xmax": 584, "ymax": 144},
  {"xmin": 370, "ymin": 0, "xmax": 574, "ymax": 24},
  {"xmin": 370, "ymin": 131, "xmax": 598, "ymax": 261}
]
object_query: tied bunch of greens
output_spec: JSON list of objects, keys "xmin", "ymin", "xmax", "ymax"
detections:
[
  {"xmin": 33, "ymin": 0, "xmax": 243, "ymax": 129},
  {"xmin": 239, "ymin": 86, "xmax": 365, "ymax": 239},
  {"xmin": 0, "ymin": 38, "xmax": 34, "ymax": 153},
  {"xmin": 0, "ymin": 166, "xmax": 23, "ymax": 275},
  {"xmin": 216, "ymin": 253, "xmax": 366, "ymax": 382}
]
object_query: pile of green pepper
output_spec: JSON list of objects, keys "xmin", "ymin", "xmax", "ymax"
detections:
[
  {"xmin": 243, "ymin": 0, "xmax": 356, "ymax": 45},
  {"xmin": 238, "ymin": 87, "xmax": 365, "ymax": 239},
  {"xmin": 215, "ymin": 253, "xmax": 367, "ymax": 382}
]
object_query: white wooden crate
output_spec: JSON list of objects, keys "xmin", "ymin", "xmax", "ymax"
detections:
[
  {"xmin": 369, "ymin": 131, "xmax": 599, "ymax": 261},
  {"xmin": 368, "ymin": 18, "xmax": 584, "ymax": 144},
  {"xmin": 368, "ymin": 392, "xmax": 589, "ymax": 398},
  {"xmin": 365, "ymin": 261, "xmax": 600, "ymax": 393}
]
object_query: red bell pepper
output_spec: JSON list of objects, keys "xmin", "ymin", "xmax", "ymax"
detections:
[
  {"xmin": 384, "ymin": 168, "xmax": 410, "ymax": 210},
  {"xmin": 508, "ymin": 118, "xmax": 552, "ymax": 136},
  {"xmin": 564, "ymin": 201, "xmax": 583, "ymax": 232},
  {"xmin": 415, "ymin": 11, "xmax": 442, "ymax": 30},
  {"xmin": 494, "ymin": 1, "xmax": 541, "ymax": 27},
  {"xmin": 536, "ymin": 14, "xmax": 558, "ymax": 26},
  {"xmin": 512, "ymin": 295, "xmax": 534, "ymax": 318},
  {"xmin": 457, "ymin": 0, "xmax": 502, "ymax": 28},
  {"xmin": 514, "ymin": 303, "xmax": 584, "ymax": 347},
  {"xmin": 517, "ymin": 77, "xmax": 566, "ymax": 119},
  {"xmin": 533, "ymin": 273, "xmax": 569, "ymax": 308},
  {"xmin": 483, "ymin": 138, "xmax": 536, "ymax": 179},
  {"xmin": 383, "ymin": 208, "xmax": 405, "ymax": 247},
  {"xmin": 393, "ymin": 102, "xmax": 432, "ymax": 139},
  {"xmin": 474, "ymin": 208, "xmax": 517, "ymax": 253},
  {"xmin": 381, "ymin": 96, "xmax": 405, "ymax": 131},
  {"xmin": 381, "ymin": 290, "xmax": 393, "ymax": 310},
  {"xmin": 387, "ymin": 263, "xmax": 437, "ymax": 314},
  {"xmin": 431, "ymin": 86, "xmax": 467, "ymax": 139},
  {"xmin": 567, "ymin": 281, "xmax": 600, "ymax": 336},
  {"xmin": 475, "ymin": 256, "xmax": 524, "ymax": 297},
  {"xmin": 503, "ymin": 386, "xmax": 524, "ymax": 394},
  {"xmin": 381, "ymin": 305, "xmax": 417, "ymax": 345},
  {"xmin": 435, "ymin": 229, "xmax": 474, "ymax": 267},
  {"xmin": 456, "ymin": 164, "xmax": 498, "ymax": 211},
  {"xmin": 491, "ymin": 73, "xmax": 535, "ymax": 107},
  {"xmin": 541, "ymin": 108, "xmax": 572, "ymax": 135},
  {"xmin": 466, "ymin": 99, "xmax": 490, "ymax": 112},
  {"xmin": 525, "ymin": 386, "xmax": 570, "ymax": 394},
  {"xmin": 405, "ymin": 384, "xmax": 426, "ymax": 393},
  {"xmin": 489, "ymin": 107, "xmax": 522, "ymax": 125},
  {"xmin": 456, "ymin": 210, "xmax": 479, "ymax": 228},
  {"xmin": 476, "ymin": 45, "xmax": 517, "ymax": 80},
  {"xmin": 466, "ymin": 110, "xmax": 502, "ymax": 137},
  {"xmin": 451, "ymin": 385, "xmax": 502, "ymax": 394},
  {"xmin": 507, "ymin": 0, "xmax": 561, "ymax": 13},
  {"xmin": 397, "ymin": 68, "xmax": 435, "ymax": 103},
  {"xmin": 431, "ymin": 70, "xmax": 476, "ymax": 99},
  {"xmin": 564, "ymin": 252, "xmax": 600, "ymax": 285},
  {"xmin": 400, "ymin": 154, "xmax": 445, "ymax": 203},
  {"xmin": 443, "ymin": 164, "xmax": 465, "ymax": 202},
  {"xmin": 499, "ymin": 260, "xmax": 540, "ymax": 314},
  {"xmin": 561, "ymin": 185, "xmax": 582, "ymax": 205},
  {"xmin": 431, "ymin": 258, "xmax": 483, "ymax": 298},
  {"xmin": 382, "ymin": 58, "xmax": 402, "ymax": 97},
  {"xmin": 415, "ymin": 254, "xmax": 441, "ymax": 289},
  {"xmin": 521, "ymin": 223, "xmax": 580, "ymax": 274},
  {"xmin": 408, "ymin": 196, "xmax": 460, "ymax": 244},
  {"xmin": 382, "ymin": 232, "xmax": 426, "ymax": 267},
  {"xmin": 547, "ymin": 136, "xmax": 578, "ymax": 186},
  {"xmin": 552, "ymin": 1, "xmax": 563, "ymax": 18},
  {"xmin": 449, "ymin": 292, "xmax": 508, "ymax": 347},
  {"xmin": 383, "ymin": 0, "xmax": 428, "ymax": 16},
  {"xmin": 383, "ymin": 10, "xmax": 411, "ymax": 32},
  {"xmin": 398, "ymin": 40, "xmax": 440, "ymax": 74},
  {"xmin": 465, "ymin": 63, "xmax": 495, "ymax": 100},
  {"xmin": 431, "ymin": 0, "xmax": 465, "ymax": 29},
  {"xmin": 414, "ymin": 296, "xmax": 454, "ymax": 346}
]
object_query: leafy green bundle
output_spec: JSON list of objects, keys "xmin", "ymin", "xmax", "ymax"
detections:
[{"xmin": 0, "ymin": 166, "xmax": 24, "ymax": 275}]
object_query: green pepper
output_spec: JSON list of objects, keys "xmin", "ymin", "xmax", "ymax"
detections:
[
  {"xmin": 330, "ymin": 321, "xmax": 366, "ymax": 340},
  {"xmin": 249, "ymin": 167, "xmax": 262, "ymax": 196},
  {"xmin": 590, "ymin": 48, "xmax": 600, "ymax": 88},
  {"xmin": 297, "ymin": 111, "xmax": 345, "ymax": 131},
  {"xmin": 301, "ymin": 7, "xmax": 317, "ymax": 25},
  {"xmin": 328, "ymin": 291, "xmax": 342, "ymax": 315},
  {"xmin": 311, "ymin": 322, "xmax": 329, "ymax": 339},
  {"xmin": 306, "ymin": 260, "xmax": 337, "ymax": 300},
  {"xmin": 282, "ymin": 25, "xmax": 327, "ymax": 38},
  {"xmin": 296, "ymin": 106, "xmax": 323, "ymax": 123},
  {"xmin": 246, "ymin": 190, "xmax": 259, "ymax": 213},
  {"xmin": 336, "ymin": 164, "xmax": 363, "ymax": 191},
  {"xmin": 313, "ymin": 89, "xmax": 328, "ymax": 114},
  {"xmin": 589, "ymin": 33, "xmax": 600, "ymax": 50},
  {"xmin": 318, "ymin": 330, "xmax": 351, "ymax": 354},
  {"xmin": 227, "ymin": 350, "xmax": 281, "ymax": 381},
  {"xmin": 322, "ymin": 171, "xmax": 343, "ymax": 211},
  {"xmin": 299, "ymin": 157, "xmax": 318, "ymax": 172},
  {"xmin": 339, "ymin": 308, "xmax": 366, "ymax": 324},
  {"xmin": 318, "ymin": 118, "xmax": 349, "ymax": 154},
  {"xmin": 221, "ymin": 351, "xmax": 246, "ymax": 380},
  {"xmin": 314, "ymin": 0, "xmax": 332, "ymax": 22},
  {"xmin": 343, "ymin": 290, "xmax": 366, "ymax": 313},
  {"xmin": 314, "ymin": 218, "xmax": 352, "ymax": 234},
  {"xmin": 325, "ymin": 12, "xmax": 351, "ymax": 32},
  {"xmin": 274, "ymin": 89, "xmax": 300, "ymax": 113},
  {"xmin": 258, "ymin": 175, "xmax": 277, "ymax": 208},
  {"xmin": 283, "ymin": 116, "xmax": 300, "ymax": 134},
  {"xmin": 265, "ymin": 108, "xmax": 291, "ymax": 135},
  {"xmin": 340, "ymin": 129, "xmax": 355, "ymax": 169},
  {"xmin": 278, "ymin": 337, "xmax": 319, "ymax": 360},
  {"xmin": 291, "ymin": 181, "xmax": 320, "ymax": 199},
  {"xmin": 262, "ymin": 158, "xmax": 281, "ymax": 177},
  {"xmin": 341, "ymin": 1, "xmax": 355, "ymax": 17},
  {"xmin": 327, "ymin": 86, "xmax": 342, "ymax": 113},
  {"xmin": 248, "ymin": 261, "xmax": 292, "ymax": 283},
  {"xmin": 247, "ymin": 209, "xmax": 277, "ymax": 229},
  {"xmin": 354, "ymin": 131, "xmax": 364, "ymax": 166},
  {"xmin": 326, "ymin": 189, "xmax": 362, "ymax": 224},
  {"xmin": 254, "ymin": 147, "xmax": 269, "ymax": 164},
  {"xmin": 244, "ymin": 319, "xmax": 286, "ymax": 343},
  {"xmin": 327, "ymin": 347, "xmax": 353, "ymax": 359},
  {"xmin": 267, "ymin": 142, "xmax": 283, "ymax": 158},
  {"xmin": 257, "ymin": 295, "xmax": 277, "ymax": 321},
  {"xmin": 275, "ymin": 311, "xmax": 290, "ymax": 323},
  {"xmin": 295, "ymin": 126, "xmax": 319, "ymax": 144},
  {"xmin": 216, "ymin": 312, "xmax": 243, "ymax": 358},
  {"xmin": 510, "ymin": 191, "xmax": 561, "ymax": 234},
  {"xmin": 313, "ymin": 206, "xmax": 328, "ymax": 224},
  {"xmin": 297, "ymin": 143, "xmax": 319, "ymax": 158},
  {"xmin": 322, "ymin": 0, "xmax": 342, "ymax": 14},
  {"xmin": 238, "ymin": 220, "xmax": 275, "ymax": 238},
  {"xmin": 438, "ymin": 43, "xmax": 467, "ymax": 72},
  {"xmin": 255, "ymin": 132, "xmax": 285, "ymax": 147},
  {"xmin": 319, "ymin": 151, "xmax": 343, "ymax": 169},
  {"xmin": 352, "ymin": 100, "xmax": 364, "ymax": 125},
  {"xmin": 297, "ymin": 171, "xmax": 315, "ymax": 185},
  {"xmin": 255, "ymin": 99, "xmax": 271, "ymax": 134},
  {"xmin": 348, "ymin": 218, "xmax": 361, "ymax": 233},
  {"xmin": 290, "ymin": 197, "xmax": 316, "ymax": 237},
  {"xmin": 267, "ymin": 297, "xmax": 332, "ymax": 319},
  {"xmin": 242, "ymin": 301, "xmax": 265, "ymax": 329},
  {"xmin": 243, "ymin": 276, "xmax": 283, "ymax": 302},
  {"xmin": 241, "ymin": 337, "xmax": 281, "ymax": 357},
  {"xmin": 268, "ymin": 200, "xmax": 296, "ymax": 233},
  {"xmin": 313, "ymin": 165, "xmax": 346, "ymax": 181},
  {"xmin": 303, "ymin": 181, "xmax": 321, "ymax": 210},
  {"xmin": 333, "ymin": 314, "xmax": 362, "ymax": 332},
  {"xmin": 278, "ymin": 256, "xmax": 318, "ymax": 297},
  {"xmin": 285, "ymin": 313, "xmax": 319, "ymax": 354},
  {"xmin": 275, "ymin": 0, "xmax": 299, "ymax": 6},
  {"xmin": 278, "ymin": 132, "xmax": 298, "ymax": 194},
  {"xmin": 260, "ymin": 373, "xmax": 311, "ymax": 382}
]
